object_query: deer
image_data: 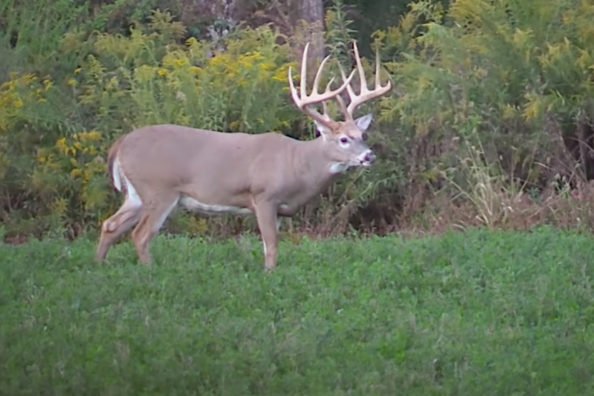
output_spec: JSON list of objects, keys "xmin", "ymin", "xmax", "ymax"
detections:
[{"xmin": 95, "ymin": 40, "xmax": 392, "ymax": 270}]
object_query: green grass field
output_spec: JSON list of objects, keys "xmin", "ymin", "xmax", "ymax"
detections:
[{"xmin": 1, "ymin": 227, "xmax": 593, "ymax": 395}]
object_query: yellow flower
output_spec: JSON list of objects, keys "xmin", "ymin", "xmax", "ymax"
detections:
[
  {"xmin": 229, "ymin": 120, "xmax": 241, "ymax": 131},
  {"xmin": 260, "ymin": 61, "xmax": 274, "ymax": 72},
  {"xmin": 106, "ymin": 76, "xmax": 119, "ymax": 90},
  {"xmin": 13, "ymin": 98, "xmax": 24, "ymax": 109},
  {"xmin": 51, "ymin": 198, "xmax": 68, "ymax": 215},
  {"xmin": 157, "ymin": 68, "xmax": 168, "ymax": 78},
  {"xmin": 82, "ymin": 169, "xmax": 92, "ymax": 184},
  {"xmin": 78, "ymin": 130, "xmax": 102, "ymax": 142},
  {"xmin": 36, "ymin": 149, "xmax": 48, "ymax": 164},
  {"xmin": 273, "ymin": 65, "xmax": 290, "ymax": 83},
  {"xmin": 20, "ymin": 73, "xmax": 37, "ymax": 86},
  {"xmin": 502, "ymin": 104, "xmax": 518, "ymax": 120},
  {"xmin": 185, "ymin": 37, "xmax": 199, "ymax": 47},
  {"xmin": 56, "ymin": 137, "xmax": 69, "ymax": 155},
  {"xmin": 67, "ymin": 78, "xmax": 78, "ymax": 87},
  {"xmin": 175, "ymin": 58, "xmax": 189, "ymax": 67},
  {"xmin": 43, "ymin": 79, "xmax": 53, "ymax": 91}
]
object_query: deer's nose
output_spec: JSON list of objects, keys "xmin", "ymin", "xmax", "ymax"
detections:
[{"xmin": 364, "ymin": 151, "xmax": 376, "ymax": 164}]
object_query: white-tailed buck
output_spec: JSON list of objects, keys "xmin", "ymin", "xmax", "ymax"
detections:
[{"xmin": 96, "ymin": 41, "xmax": 392, "ymax": 270}]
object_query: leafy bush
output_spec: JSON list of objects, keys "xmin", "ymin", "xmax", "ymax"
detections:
[
  {"xmin": 367, "ymin": 0, "xmax": 594, "ymax": 229},
  {"xmin": 3, "ymin": 0, "xmax": 594, "ymax": 240},
  {"xmin": 0, "ymin": 11, "xmax": 299, "ymax": 239}
]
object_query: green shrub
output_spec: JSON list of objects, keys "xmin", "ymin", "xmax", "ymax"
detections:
[
  {"xmin": 3, "ymin": 0, "xmax": 594, "ymax": 240},
  {"xmin": 1, "ymin": 13, "xmax": 300, "ymax": 239},
  {"xmin": 366, "ymin": 0, "xmax": 594, "ymax": 228}
]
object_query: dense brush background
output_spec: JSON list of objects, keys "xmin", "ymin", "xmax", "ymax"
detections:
[{"xmin": 1, "ymin": 0, "xmax": 594, "ymax": 242}]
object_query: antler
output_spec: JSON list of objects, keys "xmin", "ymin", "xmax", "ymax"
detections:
[
  {"xmin": 288, "ymin": 42, "xmax": 355, "ymax": 129},
  {"xmin": 338, "ymin": 41, "xmax": 392, "ymax": 121}
]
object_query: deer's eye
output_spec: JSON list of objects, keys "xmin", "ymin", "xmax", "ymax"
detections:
[
  {"xmin": 362, "ymin": 132, "xmax": 368, "ymax": 141},
  {"xmin": 339, "ymin": 137, "xmax": 349, "ymax": 145}
]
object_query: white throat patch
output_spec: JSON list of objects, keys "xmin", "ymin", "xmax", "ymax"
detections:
[{"xmin": 329, "ymin": 162, "xmax": 350, "ymax": 174}]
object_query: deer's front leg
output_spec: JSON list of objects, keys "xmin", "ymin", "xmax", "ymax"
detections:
[{"xmin": 254, "ymin": 201, "xmax": 279, "ymax": 271}]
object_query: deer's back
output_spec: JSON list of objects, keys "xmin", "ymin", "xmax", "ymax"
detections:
[{"xmin": 114, "ymin": 124, "xmax": 294, "ymax": 196}]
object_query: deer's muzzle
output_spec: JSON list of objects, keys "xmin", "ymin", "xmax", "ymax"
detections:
[{"xmin": 359, "ymin": 149, "xmax": 376, "ymax": 166}]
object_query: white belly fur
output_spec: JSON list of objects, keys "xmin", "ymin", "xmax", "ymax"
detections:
[{"xmin": 179, "ymin": 196, "xmax": 252, "ymax": 216}]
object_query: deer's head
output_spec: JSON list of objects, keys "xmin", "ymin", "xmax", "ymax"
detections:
[{"xmin": 289, "ymin": 41, "xmax": 392, "ymax": 172}]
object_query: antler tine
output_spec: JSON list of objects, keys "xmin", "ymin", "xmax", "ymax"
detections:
[
  {"xmin": 289, "ymin": 43, "xmax": 307, "ymax": 110},
  {"xmin": 288, "ymin": 42, "xmax": 356, "ymax": 129},
  {"xmin": 345, "ymin": 41, "xmax": 393, "ymax": 117},
  {"xmin": 312, "ymin": 55, "xmax": 331, "ymax": 94},
  {"xmin": 299, "ymin": 42, "xmax": 310, "ymax": 98},
  {"xmin": 321, "ymin": 78, "xmax": 344, "ymax": 120},
  {"xmin": 353, "ymin": 40, "xmax": 366, "ymax": 99},
  {"xmin": 338, "ymin": 63, "xmax": 356, "ymax": 121}
]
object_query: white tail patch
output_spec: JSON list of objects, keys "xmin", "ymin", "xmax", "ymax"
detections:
[
  {"xmin": 112, "ymin": 156, "xmax": 143, "ymax": 207},
  {"xmin": 126, "ymin": 180, "xmax": 142, "ymax": 207},
  {"xmin": 112, "ymin": 157, "xmax": 123, "ymax": 191}
]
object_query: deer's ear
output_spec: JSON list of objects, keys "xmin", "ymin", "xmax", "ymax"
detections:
[
  {"xmin": 355, "ymin": 113, "xmax": 373, "ymax": 132},
  {"xmin": 314, "ymin": 120, "xmax": 332, "ymax": 140}
]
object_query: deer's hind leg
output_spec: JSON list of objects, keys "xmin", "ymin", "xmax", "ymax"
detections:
[
  {"xmin": 131, "ymin": 192, "xmax": 180, "ymax": 265},
  {"xmin": 96, "ymin": 194, "xmax": 143, "ymax": 262}
]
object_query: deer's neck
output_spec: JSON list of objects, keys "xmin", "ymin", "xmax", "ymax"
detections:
[
  {"xmin": 262, "ymin": 137, "xmax": 346, "ymax": 217},
  {"xmin": 295, "ymin": 137, "xmax": 344, "ymax": 186}
]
